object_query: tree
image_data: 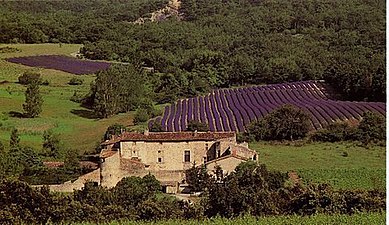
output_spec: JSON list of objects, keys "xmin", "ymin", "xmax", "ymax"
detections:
[
  {"xmin": 246, "ymin": 104, "xmax": 311, "ymax": 141},
  {"xmin": 357, "ymin": 111, "xmax": 385, "ymax": 143},
  {"xmin": 93, "ymin": 64, "xmax": 148, "ymax": 118},
  {"xmin": 42, "ymin": 130, "xmax": 61, "ymax": 158},
  {"xmin": 104, "ymin": 124, "xmax": 126, "ymax": 140},
  {"xmin": 23, "ymin": 80, "xmax": 43, "ymax": 118},
  {"xmin": 185, "ymin": 164, "xmax": 210, "ymax": 192},
  {"xmin": 18, "ymin": 71, "xmax": 42, "ymax": 85},
  {"xmin": 64, "ymin": 148, "xmax": 80, "ymax": 173},
  {"xmin": 186, "ymin": 120, "xmax": 209, "ymax": 132},
  {"xmin": 9, "ymin": 128, "xmax": 20, "ymax": 150}
]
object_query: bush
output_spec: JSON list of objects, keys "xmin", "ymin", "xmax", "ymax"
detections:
[
  {"xmin": 186, "ymin": 120, "xmax": 209, "ymax": 132},
  {"xmin": 245, "ymin": 104, "xmax": 312, "ymax": 141},
  {"xmin": 356, "ymin": 111, "xmax": 385, "ymax": 143},
  {"xmin": 104, "ymin": 124, "xmax": 126, "ymax": 140},
  {"xmin": 311, "ymin": 121, "xmax": 356, "ymax": 142},
  {"xmin": 68, "ymin": 77, "xmax": 83, "ymax": 85},
  {"xmin": 133, "ymin": 108, "xmax": 150, "ymax": 125},
  {"xmin": 18, "ymin": 71, "xmax": 42, "ymax": 85}
]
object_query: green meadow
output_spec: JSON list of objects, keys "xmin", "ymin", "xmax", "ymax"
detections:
[
  {"xmin": 0, "ymin": 44, "xmax": 133, "ymax": 154},
  {"xmin": 77, "ymin": 212, "xmax": 385, "ymax": 225},
  {"xmin": 250, "ymin": 141, "xmax": 385, "ymax": 190}
]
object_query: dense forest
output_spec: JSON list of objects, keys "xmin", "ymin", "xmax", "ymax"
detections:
[{"xmin": 0, "ymin": 0, "xmax": 385, "ymax": 105}]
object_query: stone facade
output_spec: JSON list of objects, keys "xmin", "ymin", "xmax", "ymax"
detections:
[{"xmin": 100, "ymin": 131, "xmax": 257, "ymax": 193}]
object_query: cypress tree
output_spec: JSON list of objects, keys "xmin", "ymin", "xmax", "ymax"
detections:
[{"xmin": 23, "ymin": 80, "xmax": 43, "ymax": 118}]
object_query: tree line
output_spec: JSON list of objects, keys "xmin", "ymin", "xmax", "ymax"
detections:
[
  {"xmin": 0, "ymin": 0, "xmax": 385, "ymax": 102},
  {"xmin": 0, "ymin": 162, "xmax": 385, "ymax": 224}
]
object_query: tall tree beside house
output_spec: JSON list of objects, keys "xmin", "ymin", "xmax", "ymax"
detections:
[{"xmin": 23, "ymin": 80, "xmax": 43, "ymax": 118}]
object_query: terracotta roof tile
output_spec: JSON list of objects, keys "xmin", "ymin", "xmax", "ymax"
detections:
[{"xmin": 120, "ymin": 132, "xmax": 235, "ymax": 142}]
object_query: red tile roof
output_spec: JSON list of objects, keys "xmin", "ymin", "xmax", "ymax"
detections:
[{"xmin": 120, "ymin": 132, "xmax": 235, "ymax": 142}]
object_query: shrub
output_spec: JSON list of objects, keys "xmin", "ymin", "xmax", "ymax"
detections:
[
  {"xmin": 356, "ymin": 111, "xmax": 385, "ymax": 143},
  {"xmin": 311, "ymin": 121, "xmax": 356, "ymax": 142},
  {"xmin": 18, "ymin": 71, "xmax": 42, "ymax": 85},
  {"xmin": 133, "ymin": 108, "xmax": 150, "ymax": 125},
  {"xmin": 104, "ymin": 124, "xmax": 126, "ymax": 140},
  {"xmin": 68, "ymin": 77, "xmax": 83, "ymax": 85},
  {"xmin": 186, "ymin": 120, "xmax": 209, "ymax": 132},
  {"xmin": 246, "ymin": 104, "xmax": 311, "ymax": 141}
]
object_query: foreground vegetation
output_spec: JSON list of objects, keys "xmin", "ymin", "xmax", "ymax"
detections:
[
  {"xmin": 78, "ymin": 212, "xmax": 386, "ymax": 225},
  {"xmin": 0, "ymin": 163, "xmax": 385, "ymax": 224}
]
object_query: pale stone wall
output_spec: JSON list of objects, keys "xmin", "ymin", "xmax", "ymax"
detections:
[
  {"xmin": 120, "ymin": 140, "xmax": 237, "ymax": 171},
  {"xmin": 100, "ymin": 151, "xmax": 124, "ymax": 188},
  {"xmin": 33, "ymin": 169, "xmax": 100, "ymax": 192},
  {"xmin": 205, "ymin": 157, "xmax": 245, "ymax": 175}
]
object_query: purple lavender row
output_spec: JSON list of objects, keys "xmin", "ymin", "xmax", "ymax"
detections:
[
  {"xmin": 218, "ymin": 89, "xmax": 237, "ymax": 131},
  {"xmin": 173, "ymin": 100, "xmax": 182, "ymax": 132},
  {"xmin": 204, "ymin": 95, "xmax": 216, "ymax": 131},
  {"xmin": 166, "ymin": 104, "xmax": 175, "ymax": 131},
  {"xmin": 180, "ymin": 99, "xmax": 188, "ymax": 131},
  {"xmin": 7, "ymin": 55, "xmax": 110, "ymax": 75},
  {"xmin": 199, "ymin": 96, "xmax": 207, "ymax": 125},
  {"xmin": 161, "ymin": 106, "xmax": 170, "ymax": 131},
  {"xmin": 209, "ymin": 94, "xmax": 223, "ymax": 131},
  {"xmin": 187, "ymin": 98, "xmax": 194, "ymax": 122},
  {"xmin": 193, "ymin": 97, "xmax": 199, "ymax": 121},
  {"xmin": 224, "ymin": 90, "xmax": 245, "ymax": 132},
  {"xmin": 214, "ymin": 90, "xmax": 231, "ymax": 131}
]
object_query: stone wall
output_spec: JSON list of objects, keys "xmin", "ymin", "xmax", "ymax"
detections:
[
  {"xmin": 33, "ymin": 169, "xmax": 100, "ymax": 192},
  {"xmin": 120, "ymin": 140, "xmax": 237, "ymax": 171}
]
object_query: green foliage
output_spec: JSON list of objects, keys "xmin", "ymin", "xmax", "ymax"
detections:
[
  {"xmin": 186, "ymin": 120, "xmax": 209, "ymax": 132},
  {"xmin": 134, "ymin": 108, "xmax": 150, "ymax": 125},
  {"xmin": 93, "ymin": 64, "xmax": 149, "ymax": 118},
  {"xmin": 18, "ymin": 71, "xmax": 42, "ymax": 85},
  {"xmin": 68, "ymin": 77, "xmax": 84, "ymax": 85},
  {"xmin": 9, "ymin": 128, "xmax": 20, "ymax": 150},
  {"xmin": 150, "ymin": 122, "xmax": 163, "ymax": 132},
  {"xmin": 104, "ymin": 124, "xmax": 126, "ymax": 140},
  {"xmin": 23, "ymin": 79, "xmax": 43, "ymax": 118},
  {"xmin": 311, "ymin": 112, "xmax": 385, "ymax": 144},
  {"xmin": 298, "ymin": 168, "xmax": 385, "ymax": 191},
  {"xmin": 64, "ymin": 148, "xmax": 80, "ymax": 173},
  {"xmin": 246, "ymin": 104, "xmax": 311, "ymax": 141},
  {"xmin": 42, "ymin": 130, "xmax": 62, "ymax": 158},
  {"xmin": 356, "ymin": 111, "xmax": 385, "ymax": 143},
  {"xmin": 184, "ymin": 164, "xmax": 210, "ymax": 192},
  {"xmin": 311, "ymin": 122, "xmax": 357, "ymax": 142},
  {"xmin": 0, "ymin": 0, "xmax": 385, "ymax": 101}
]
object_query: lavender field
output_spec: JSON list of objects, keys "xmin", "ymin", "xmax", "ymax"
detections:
[
  {"xmin": 6, "ymin": 55, "xmax": 110, "ymax": 75},
  {"xmin": 149, "ymin": 81, "xmax": 386, "ymax": 132}
]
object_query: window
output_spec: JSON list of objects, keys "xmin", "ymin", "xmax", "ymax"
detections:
[
  {"xmin": 158, "ymin": 157, "xmax": 162, "ymax": 163},
  {"xmin": 158, "ymin": 150, "xmax": 161, "ymax": 154},
  {"xmin": 184, "ymin": 150, "xmax": 190, "ymax": 162}
]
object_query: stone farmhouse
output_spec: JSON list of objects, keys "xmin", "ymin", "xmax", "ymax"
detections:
[{"xmin": 100, "ymin": 131, "xmax": 257, "ymax": 193}]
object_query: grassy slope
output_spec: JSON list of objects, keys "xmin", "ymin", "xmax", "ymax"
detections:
[
  {"xmin": 250, "ymin": 141, "xmax": 386, "ymax": 190},
  {"xmin": 0, "ymin": 44, "xmax": 133, "ymax": 154},
  {"xmin": 77, "ymin": 212, "xmax": 386, "ymax": 225}
]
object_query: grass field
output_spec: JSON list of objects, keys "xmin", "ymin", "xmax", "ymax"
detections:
[
  {"xmin": 0, "ymin": 44, "xmax": 134, "ymax": 155},
  {"xmin": 76, "ymin": 212, "xmax": 386, "ymax": 225},
  {"xmin": 250, "ymin": 141, "xmax": 386, "ymax": 190}
]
